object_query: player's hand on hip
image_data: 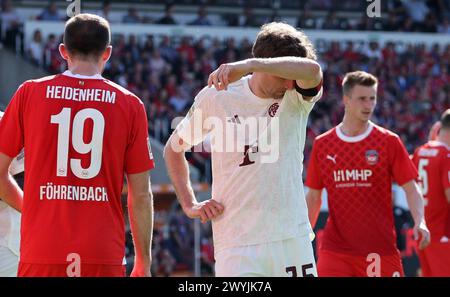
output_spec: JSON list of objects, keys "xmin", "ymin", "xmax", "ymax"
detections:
[
  {"xmin": 185, "ymin": 199, "xmax": 224, "ymax": 223},
  {"xmin": 208, "ymin": 61, "xmax": 250, "ymax": 91},
  {"xmin": 414, "ymin": 221, "xmax": 431, "ymax": 250}
]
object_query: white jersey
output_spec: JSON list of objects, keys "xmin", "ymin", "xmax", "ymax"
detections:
[
  {"xmin": 0, "ymin": 111, "xmax": 23, "ymax": 256},
  {"xmin": 0, "ymin": 202, "xmax": 20, "ymax": 255},
  {"xmin": 176, "ymin": 76, "xmax": 321, "ymax": 253}
]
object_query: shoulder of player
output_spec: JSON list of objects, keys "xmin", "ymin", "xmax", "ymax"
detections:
[
  {"xmin": 28, "ymin": 74, "xmax": 58, "ymax": 84},
  {"xmin": 428, "ymin": 140, "xmax": 450, "ymax": 150},
  {"xmin": 414, "ymin": 141, "xmax": 449, "ymax": 160},
  {"xmin": 101, "ymin": 79, "xmax": 136, "ymax": 97},
  {"xmin": 226, "ymin": 76, "xmax": 248, "ymax": 91},
  {"xmin": 313, "ymin": 127, "xmax": 337, "ymax": 143},
  {"xmin": 19, "ymin": 74, "xmax": 58, "ymax": 90},
  {"xmin": 101, "ymin": 79, "xmax": 144, "ymax": 104},
  {"xmin": 195, "ymin": 77, "xmax": 247, "ymax": 103},
  {"xmin": 430, "ymin": 141, "xmax": 450, "ymax": 156},
  {"xmin": 195, "ymin": 85, "xmax": 219, "ymax": 99},
  {"xmin": 371, "ymin": 123, "xmax": 401, "ymax": 140}
]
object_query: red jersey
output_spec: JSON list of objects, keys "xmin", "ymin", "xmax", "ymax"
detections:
[
  {"xmin": 305, "ymin": 122, "xmax": 417, "ymax": 256},
  {"xmin": 412, "ymin": 141, "xmax": 450, "ymax": 243},
  {"xmin": 0, "ymin": 71, "xmax": 154, "ymax": 265}
]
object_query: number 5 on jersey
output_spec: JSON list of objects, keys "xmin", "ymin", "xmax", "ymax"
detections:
[
  {"xmin": 51, "ymin": 108, "xmax": 104, "ymax": 179},
  {"xmin": 417, "ymin": 159, "xmax": 429, "ymax": 196}
]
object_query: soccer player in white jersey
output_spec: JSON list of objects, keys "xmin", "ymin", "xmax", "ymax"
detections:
[{"xmin": 164, "ymin": 22, "xmax": 323, "ymax": 277}]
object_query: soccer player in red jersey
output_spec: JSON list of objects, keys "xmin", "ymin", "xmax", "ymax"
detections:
[
  {"xmin": 305, "ymin": 71, "xmax": 430, "ymax": 277},
  {"xmin": 0, "ymin": 14, "xmax": 154, "ymax": 277},
  {"xmin": 412, "ymin": 109, "xmax": 450, "ymax": 276}
]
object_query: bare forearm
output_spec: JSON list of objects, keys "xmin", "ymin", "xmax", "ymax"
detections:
[
  {"xmin": 164, "ymin": 148, "xmax": 197, "ymax": 211},
  {"xmin": 308, "ymin": 201, "xmax": 321, "ymax": 228},
  {"xmin": 0, "ymin": 174, "xmax": 23, "ymax": 212},
  {"xmin": 306, "ymin": 190, "xmax": 322, "ymax": 228},
  {"xmin": 404, "ymin": 183, "xmax": 426, "ymax": 225},
  {"xmin": 403, "ymin": 181, "xmax": 430, "ymax": 249},
  {"xmin": 248, "ymin": 57, "xmax": 322, "ymax": 86},
  {"xmin": 128, "ymin": 191, "xmax": 153, "ymax": 266}
]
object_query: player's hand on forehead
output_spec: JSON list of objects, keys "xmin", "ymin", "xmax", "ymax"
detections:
[{"xmin": 208, "ymin": 60, "xmax": 251, "ymax": 91}]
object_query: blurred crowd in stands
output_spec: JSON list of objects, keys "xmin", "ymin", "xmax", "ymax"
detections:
[
  {"xmin": 22, "ymin": 29, "xmax": 450, "ymax": 275},
  {"xmin": 19, "ymin": 28, "xmax": 449, "ymax": 180},
  {"xmin": 2, "ymin": 0, "xmax": 450, "ymax": 51},
  {"xmin": 1, "ymin": 0, "xmax": 449, "ymax": 276}
]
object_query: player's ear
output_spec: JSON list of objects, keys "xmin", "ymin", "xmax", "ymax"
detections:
[
  {"xmin": 102, "ymin": 46, "xmax": 112, "ymax": 63},
  {"xmin": 59, "ymin": 43, "xmax": 69, "ymax": 61},
  {"xmin": 343, "ymin": 94, "xmax": 350, "ymax": 106}
]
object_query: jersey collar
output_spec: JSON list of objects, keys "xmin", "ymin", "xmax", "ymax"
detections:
[
  {"xmin": 429, "ymin": 140, "xmax": 450, "ymax": 150},
  {"xmin": 62, "ymin": 70, "xmax": 104, "ymax": 80},
  {"xmin": 336, "ymin": 121, "xmax": 374, "ymax": 143}
]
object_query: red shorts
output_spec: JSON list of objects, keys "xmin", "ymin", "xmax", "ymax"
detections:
[
  {"xmin": 18, "ymin": 262, "xmax": 126, "ymax": 277},
  {"xmin": 317, "ymin": 249, "xmax": 404, "ymax": 277},
  {"xmin": 418, "ymin": 241, "xmax": 450, "ymax": 277}
]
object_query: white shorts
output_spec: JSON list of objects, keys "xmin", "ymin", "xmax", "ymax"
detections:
[
  {"xmin": 214, "ymin": 234, "xmax": 317, "ymax": 277},
  {"xmin": 0, "ymin": 246, "xmax": 19, "ymax": 277}
]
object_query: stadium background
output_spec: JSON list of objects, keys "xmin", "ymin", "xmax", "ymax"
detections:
[{"xmin": 0, "ymin": 0, "xmax": 448, "ymax": 276}]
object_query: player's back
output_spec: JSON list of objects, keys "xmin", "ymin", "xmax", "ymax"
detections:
[
  {"xmin": 0, "ymin": 71, "xmax": 152, "ymax": 265},
  {"xmin": 413, "ymin": 141, "xmax": 450, "ymax": 242}
]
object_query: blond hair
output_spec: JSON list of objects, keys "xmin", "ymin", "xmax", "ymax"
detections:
[{"xmin": 342, "ymin": 71, "xmax": 378, "ymax": 96}]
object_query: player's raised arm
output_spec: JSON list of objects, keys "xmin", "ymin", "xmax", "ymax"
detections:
[
  {"xmin": 402, "ymin": 180, "xmax": 430, "ymax": 250},
  {"xmin": 208, "ymin": 23, "xmax": 322, "ymax": 103},
  {"xmin": 127, "ymin": 171, "xmax": 153, "ymax": 277},
  {"xmin": 248, "ymin": 57, "xmax": 322, "ymax": 91},
  {"xmin": 0, "ymin": 153, "xmax": 23, "ymax": 212},
  {"xmin": 208, "ymin": 57, "xmax": 322, "ymax": 95}
]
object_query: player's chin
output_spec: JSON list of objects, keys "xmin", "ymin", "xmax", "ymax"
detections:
[{"xmin": 361, "ymin": 112, "xmax": 372, "ymax": 120}]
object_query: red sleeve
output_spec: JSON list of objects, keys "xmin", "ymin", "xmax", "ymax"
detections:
[
  {"xmin": 441, "ymin": 148, "xmax": 450, "ymax": 190},
  {"xmin": 411, "ymin": 147, "xmax": 418, "ymax": 165},
  {"xmin": 124, "ymin": 98, "xmax": 155, "ymax": 174},
  {"xmin": 305, "ymin": 140, "xmax": 324, "ymax": 190},
  {"xmin": 411, "ymin": 148, "xmax": 420, "ymax": 182},
  {"xmin": 0, "ymin": 83, "xmax": 25, "ymax": 158},
  {"xmin": 389, "ymin": 135, "xmax": 418, "ymax": 186}
]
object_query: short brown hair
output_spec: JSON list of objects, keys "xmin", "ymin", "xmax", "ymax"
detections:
[
  {"xmin": 63, "ymin": 13, "xmax": 111, "ymax": 59},
  {"xmin": 441, "ymin": 109, "xmax": 450, "ymax": 130},
  {"xmin": 252, "ymin": 22, "xmax": 317, "ymax": 60},
  {"xmin": 342, "ymin": 71, "xmax": 378, "ymax": 96}
]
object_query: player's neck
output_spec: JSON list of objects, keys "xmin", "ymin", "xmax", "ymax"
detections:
[
  {"xmin": 340, "ymin": 117, "xmax": 370, "ymax": 137},
  {"xmin": 436, "ymin": 131, "xmax": 450, "ymax": 147},
  {"xmin": 67, "ymin": 61, "xmax": 103, "ymax": 77},
  {"xmin": 249, "ymin": 74, "xmax": 272, "ymax": 99}
]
